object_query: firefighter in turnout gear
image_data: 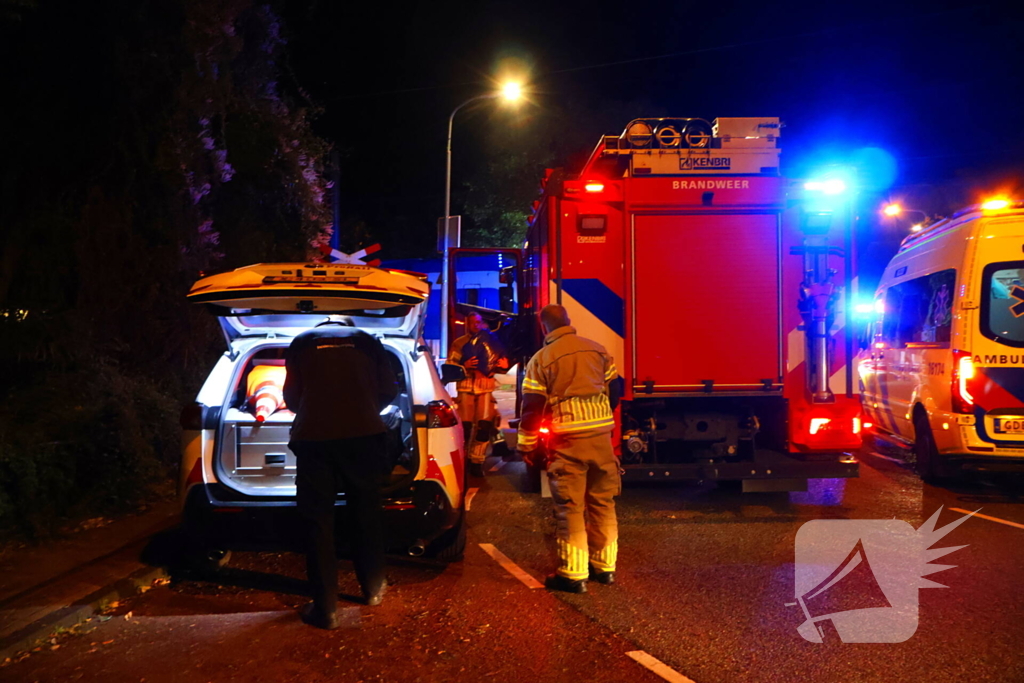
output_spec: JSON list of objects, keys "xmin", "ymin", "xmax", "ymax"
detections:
[
  {"xmin": 448, "ymin": 312, "xmax": 509, "ymax": 477},
  {"xmin": 517, "ymin": 305, "xmax": 622, "ymax": 593}
]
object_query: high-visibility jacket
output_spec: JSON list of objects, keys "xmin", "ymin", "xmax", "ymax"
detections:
[
  {"xmin": 448, "ymin": 331, "xmax": 509, "ymax": 395},
  {"xmin": 518, "ymin": 326, "xmax": 617, "ymax": 450}
]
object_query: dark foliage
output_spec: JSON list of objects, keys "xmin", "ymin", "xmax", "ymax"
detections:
[{"xmin": 0, "ymin": 0, "xmax": 332, "ymax": 539}]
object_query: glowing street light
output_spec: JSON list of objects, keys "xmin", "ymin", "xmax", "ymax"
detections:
[
  {"xmin": 441, "ymin": 82, "xmax": 524, "ymax": 353},
  {"xmin": 501, "ymin": 81, "xmax": 523, "ymax": 102},
  {"xmin": 881, "ymin": 203, "xmax": 927, "ymax": 220}
]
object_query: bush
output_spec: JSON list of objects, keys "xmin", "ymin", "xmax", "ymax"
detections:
[{"xmin": 0, "ymin": 361, "xmax": 183, "ymax": 540}]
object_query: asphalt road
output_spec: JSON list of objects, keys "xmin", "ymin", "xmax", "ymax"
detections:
[{"xmin": 5, "ymin": 449, "xmax": 1024, "ymax": 683}]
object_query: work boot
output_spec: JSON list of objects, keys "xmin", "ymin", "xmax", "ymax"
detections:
[
  {"xmin": 589, "ymin": 567, "xmax": 616, "ymax": 585},
  {"xmin": 299, "ymin": 602, "xmax": 342, "ymax": 630},
  {"xmin": 365, "ymin": 579, "xmax": 388, "ymax": 607},
  {"xmin": 469, "ymin": 462, "xmax": 485, "ymax": 478},
  {"xmin": 545, "ymin": 574, "xmax": 587, "ymax": 594}
]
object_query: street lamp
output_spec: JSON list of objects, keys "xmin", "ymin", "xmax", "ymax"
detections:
[
  {"xmin": 440, "ymin": 83, "xmax": 523, "ymax": 355},
  {"xmin": 881, "ymin": 204, "xmax": 930, "ymax": 233}
]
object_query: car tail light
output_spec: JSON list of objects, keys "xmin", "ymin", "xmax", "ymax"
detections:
[
  {"xmin": 426, "ymin": 400, "xmax": 459, "ymax": 428},
  {"xmin": 180, "ymin": 403, "xmax": 205, "ymax": 430},
  {"xmin": 951, "ymin": 350, "xmax": 975, "ymax": 413}
]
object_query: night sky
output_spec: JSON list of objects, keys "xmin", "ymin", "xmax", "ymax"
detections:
[{"xmin": 280, "ymin": 0, "xmax": 1024, "ymax": 262}]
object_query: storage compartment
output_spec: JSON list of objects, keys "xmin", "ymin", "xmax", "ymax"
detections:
[
  {"xmin": 631, "ymin": 213, "xmax": 782, "ymax": 390},
  {"xmin": 216, "ymin": 344, "xmax": 417, "ymax": 496}
]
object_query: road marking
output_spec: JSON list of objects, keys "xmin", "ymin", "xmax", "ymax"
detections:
[
  {"xmin": 626, "ymin": 651, "xmax": 697, "ymax": 683},
  {"xmin": 488, "ymin": 460, "xmax": 506, "ymax": 473},
  {"xmin": 465, "ymin": 487, "xmax": 479, "ymax": 511},
  {"xmin": 950, "ymin": 508, "xmax": 1024, "ymax": 530},
  {"xmin": 478, "ymin": 543, "xmax": 544, "ymax": 589}
]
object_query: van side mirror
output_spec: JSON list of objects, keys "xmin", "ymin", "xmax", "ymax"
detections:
[{"xmin": 440, "ymin": 363, "xmax": 466, "ymax": 384}]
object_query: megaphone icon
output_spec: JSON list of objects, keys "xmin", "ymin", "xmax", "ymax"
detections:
[{"xmin": 791, "ymin": 538, "xmax": 892, "ymax": 643}]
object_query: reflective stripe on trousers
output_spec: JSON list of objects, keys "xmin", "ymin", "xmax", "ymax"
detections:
[{"xmin": 547, "ymin": 430, "xmax": 620, "ymax": 580}]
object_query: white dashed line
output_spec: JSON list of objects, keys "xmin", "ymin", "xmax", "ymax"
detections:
[
  {"xmin": 478, "ymin": 543, "xmax": 544, "ymax": 589},
  {"xmin": 465, "ymin": 487, "xmax": 479, "ymax": 511},
  {"xmin": 950, "ymin": 507, "xmax": 1024, "ymax": 530},
  {"xmin": 626, "ymin": 651, "xmax": 697, "ymax": 683}
]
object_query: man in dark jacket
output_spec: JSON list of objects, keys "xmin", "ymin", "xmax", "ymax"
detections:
[{"xmin": 284, "ymin": 317, "xmax": 398, "ymax": 629}]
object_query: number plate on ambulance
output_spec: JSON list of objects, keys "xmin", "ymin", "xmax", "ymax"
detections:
[{"xmin": 992, "ymin": 417, "xmax": 1024, "ymax": 435}]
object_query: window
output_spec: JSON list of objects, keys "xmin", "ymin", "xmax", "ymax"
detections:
[
  {"xmin": 981, "ymin": 261, "xmax": 1024, "ymax": 347},
  {"xmin": 880, "ymin": 269, "xmax": 955, "ymax": 348}
]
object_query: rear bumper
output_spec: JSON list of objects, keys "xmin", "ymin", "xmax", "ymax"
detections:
[
  {"xmin": 945, "ymin": 454, "xmax": 1024, "ymax": 474},
  {"xmin": 620, "ymin": 451, "xmax": 858, "ymax": 482},
  {"xmin": 181, "ymin": 480, "xmax": 460, "ymax": 552}
]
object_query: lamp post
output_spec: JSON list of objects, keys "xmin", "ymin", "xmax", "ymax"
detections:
[
  {"xmin": 882, "ymin": 203, "xmax": 928, "ymax": 231},
  {"xmin": 440, "ymin": 82, "xmax": 522, "ymax": 356}
]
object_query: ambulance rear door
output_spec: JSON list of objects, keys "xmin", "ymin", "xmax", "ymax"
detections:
[{"xmin": 972, "ymin": 215, "xmax": 1024, "ymax": 447}]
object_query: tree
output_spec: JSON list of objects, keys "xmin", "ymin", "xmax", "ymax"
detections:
[{"xmin": 0, "ymin": 0, "xmax": 334, "ymax": 537}]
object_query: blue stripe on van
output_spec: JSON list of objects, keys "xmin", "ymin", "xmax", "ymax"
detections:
[{"xmin": 561, "ymin": 279, "xmax": 624, "ymax": 337}]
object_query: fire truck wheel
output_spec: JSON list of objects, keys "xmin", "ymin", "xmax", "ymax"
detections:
[{"xmin": 913, "ymin": 412, "xmax": 941, "ymax": 482}]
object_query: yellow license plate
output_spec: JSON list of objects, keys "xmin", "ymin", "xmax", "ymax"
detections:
[{"xmin": 992, "ymin": 417, "xmax": 1024, "ymax": 435}]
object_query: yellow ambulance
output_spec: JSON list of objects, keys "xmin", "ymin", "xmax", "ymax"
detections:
[{"xmin": 858, "ymin": 199, "xmax": 1024, "ymax": 480}]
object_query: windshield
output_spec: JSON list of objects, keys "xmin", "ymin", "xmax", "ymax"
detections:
[{"xmin": 981, "ymin": 261, "xmax": 1024, "ymax": 347}]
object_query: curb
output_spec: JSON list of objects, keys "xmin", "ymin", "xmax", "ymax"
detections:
[{"xmin": 0, "ymin": 565, "xmax": 168, "ymax": 663}]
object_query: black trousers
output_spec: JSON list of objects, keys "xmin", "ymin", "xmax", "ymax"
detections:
[{"xmin": 291, "ymin": 433, "xmax": 387, "ymax": 613}]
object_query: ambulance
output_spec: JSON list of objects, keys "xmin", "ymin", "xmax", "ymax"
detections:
[{"xmin": 858, "ymin": 199, "xmax": 1024, "ymax": 479}]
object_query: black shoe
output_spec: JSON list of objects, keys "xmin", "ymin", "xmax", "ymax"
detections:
[
  {"xmin": 365, "ymin": 579, "xmax": 387, "ymax": 607},
  {"xmin": 300, "ymin": 602, "xmax": 341, "ymax": 630},
  {"xmin": 545, "ymin": 574, "xmax": 587, "ymax": 594},
  {"xmin": 589, "ymin": 567, "xmax": 615, "ymax": 585},
  {"xmin": 469, "ymin": 462, "xmax": 485, "ymax": 478}
]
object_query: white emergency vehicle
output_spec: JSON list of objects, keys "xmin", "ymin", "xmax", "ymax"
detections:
[
  {"xmin": 179, "ymin": 263, "xmax": 467, "ymax": 565},
  {"xmin": 858, "ymin": 200, "xmax": 1024, "ymax": 479}
]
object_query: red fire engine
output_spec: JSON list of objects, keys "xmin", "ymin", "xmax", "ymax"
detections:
[{"xmin": 448, "ymin": 117, "xmax": 861, "ymax": 490}]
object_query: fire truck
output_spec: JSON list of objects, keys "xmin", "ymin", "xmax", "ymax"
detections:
[{"xmin": 446, "ymin": 117, "xmax": 861, "ymax": 491}]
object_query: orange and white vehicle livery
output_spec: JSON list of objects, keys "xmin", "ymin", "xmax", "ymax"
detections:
[
  {"xmin": 859, "ymin": 200, "xmax": 1024, "ymax": 479},
  {"xmin": 180, "ymin": 263, "xmax": 466, "ymax": 563}
]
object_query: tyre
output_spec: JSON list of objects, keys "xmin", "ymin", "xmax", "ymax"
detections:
[
  {"xmin": 144, "ymin": 527, "xmax": 232, "ymax": 574},
  {"xmin": 913, "ymin": 412, "xmax": 941, "ymax": 482},
  {"xmin": 433, "ymin": 512, "xmax": 466, "ymax": 562}
]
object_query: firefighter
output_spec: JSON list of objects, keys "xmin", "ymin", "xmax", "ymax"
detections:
[
  {"xmin": 448, "ymin": 312, "xmax": 509, "ymax": 477},
  {"xmin": 517, "ymin": 305, "xmax": 621, "ymax": 593},
  {"xmin": 284, "ymin": 316, "xmax": 398, "ymax": 628}
]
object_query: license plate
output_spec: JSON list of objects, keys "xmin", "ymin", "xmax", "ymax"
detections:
[{"xmin": 992, "ymin": 417, "xmax": 1024, "ymax": 434}]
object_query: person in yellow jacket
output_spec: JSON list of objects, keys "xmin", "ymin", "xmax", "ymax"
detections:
[
  {"xmin": 448, "ymin": 312, "xmax": 509, "ymax": 477},
  {"xmin": 517, "ymin": 305, "xmax": 621, "ymax": 593}
]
